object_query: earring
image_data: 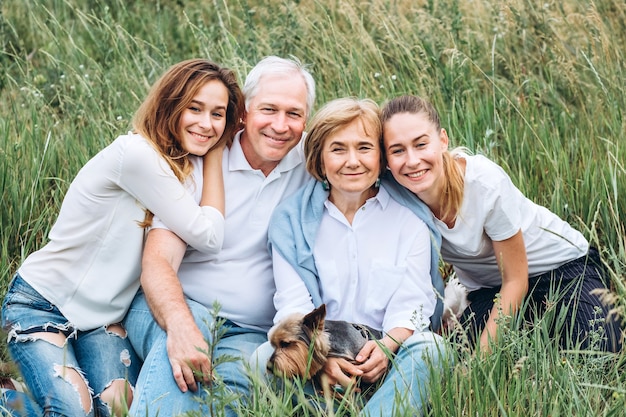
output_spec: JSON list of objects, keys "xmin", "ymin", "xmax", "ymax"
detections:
[
  {"xmin": 374, "ymin": 177, "xmax": 381, "ymax": 188},
  {"xmin": 322, "ymin": 178, "xmax": 330, "ymax": 191}
]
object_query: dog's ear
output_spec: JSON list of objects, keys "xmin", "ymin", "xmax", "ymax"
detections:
[{"xmin": 303, "ymin": 304, "xmax": 326, "ymax": 333}]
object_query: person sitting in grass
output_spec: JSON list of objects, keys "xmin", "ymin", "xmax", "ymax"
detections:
[
  {"xmin": 381, "ymin": 94, "xmax": 623, "ymax": 354},
  {"xmin": 255, "ymin": 97, "xmax": 449, "ymax": 416},
  {"xmin": 1, "ymin": 59, "xmax": 244, "ymax": 416},
  {"xmin": 122, "ymin": 56, "xmax": 316, "ymax": 417}
]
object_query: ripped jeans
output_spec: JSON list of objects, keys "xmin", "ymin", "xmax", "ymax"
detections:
[{"xmin": 1, "ymin": 274, "xmax": 141, "ymax": 416}]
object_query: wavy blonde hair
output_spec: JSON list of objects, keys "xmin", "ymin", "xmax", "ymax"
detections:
[{"xmin": 304, "ymin": 97, "xmax": 382, "ymax": 182}]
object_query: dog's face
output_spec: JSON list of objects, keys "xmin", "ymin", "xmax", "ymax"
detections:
[{"xmin": 267, "ymin": 304, "xmax": 331, "ymax": 379}]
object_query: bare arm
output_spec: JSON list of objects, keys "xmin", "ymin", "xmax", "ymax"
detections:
[
  {"xmin": 479, "ymin": 230, "xmax": 529, "ymax": 353},
  {"xmin": 201, "ymin": 145, "xmax": 225, "ymax": 215},
  {"xmin": 141, "ymin": 228, "xmax": 211, "ymax": 392}
]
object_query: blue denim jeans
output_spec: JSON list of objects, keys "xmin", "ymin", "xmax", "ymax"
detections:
[
  {"xmin": 1, "ymin": 274, "xmax": 141, "ymax": 416},
  {"xmin": 361, "ymin": 332, "xmax": 449, "ymax": 416},
  {"xmin": 123, "ymin": 291, "xmax": 267, "ymax": 417},
  {"xmin": 252, "ymin": 331, "xmax": 450, "ymax": 416},
  {"xmin": 0, "ymin": 388, "xmax": 41, "ymax": 416}
]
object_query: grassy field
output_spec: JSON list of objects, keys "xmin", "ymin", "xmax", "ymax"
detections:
[{"xmin": 1, "ymin": 0, "xmax": 625, "ymax": 415}]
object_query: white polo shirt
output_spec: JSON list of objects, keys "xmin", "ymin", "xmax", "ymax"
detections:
[{"xmin": 155, "ymin": 131, "xmax": 309, "ymax": 331}]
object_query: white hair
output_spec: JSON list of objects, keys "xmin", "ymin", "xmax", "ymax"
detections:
[{"xmin": 243, "ymin": 56, "xmax": 316, "ymax": 118}]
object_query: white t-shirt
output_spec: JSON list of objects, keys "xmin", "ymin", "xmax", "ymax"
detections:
[
  {"xmin": 272, "ymin": 185, "xmax": 436, "ymax": 333},
  {"xmin": 438, "ymin": 154, "xmax": 588, "ymax": 291},
  {"xmin": 18, "ymin": 133, "xmax": 224, "ymax": 330},
  {"xmin": 170, "ymin": 131, "xmax": 309, "ymax": 331}
]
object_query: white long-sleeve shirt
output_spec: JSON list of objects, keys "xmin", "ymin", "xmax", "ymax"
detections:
[
  {"xmin": 272, "ymin": 185, "xmax": 436, "ymax": 333},
  {"xmin": 18, "ymin": 133, "xmax": 224, "ymax": 330}
]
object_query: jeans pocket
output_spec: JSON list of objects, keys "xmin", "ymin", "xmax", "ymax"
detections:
[
  {"xmin": 2, "ymin": 275, "xmax": 56, "ymax": 331},
  {"xmin": 4, "ymin": 275, "xmax": 53, "ymax": 310}
]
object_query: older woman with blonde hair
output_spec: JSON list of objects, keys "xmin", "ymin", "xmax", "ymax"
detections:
[{"xmin": 259, "ymin": 97, "xmax": 449, "ymax": 416}]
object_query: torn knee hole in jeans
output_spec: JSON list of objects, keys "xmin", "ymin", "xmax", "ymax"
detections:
[
  {"xmin": 53, "ymin": 364, "xmax": 93, "ymax": 414},
  {"xmin": 99, "ymin": 378, "xmax": 135, "ymax": 414},
  {"xmin": 7, "ymin": 323, "xmax": 75, "ymax": 347},
  {"xmin": 105, "ymin": 323, "xmax": 128, "ymax": 338}
]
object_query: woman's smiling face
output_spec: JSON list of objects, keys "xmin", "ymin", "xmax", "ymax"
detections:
[
  {"xmin": 178, "ymin": 79, "xmax": 229, "ymax": 156},
  {"xmin": 383, "ymin": 111, "xmax": 449, "ymax": 201},
  {"xmin": 323, "ymin": 119, "xmax": 381, "ymax": 200}
]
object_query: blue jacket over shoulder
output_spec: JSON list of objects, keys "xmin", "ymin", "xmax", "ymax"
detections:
[{"xmin": 268, "ymin": 172, "xmax": 444, "ymax": 331}]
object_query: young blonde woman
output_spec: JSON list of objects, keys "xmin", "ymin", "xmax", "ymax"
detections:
[
  {"xmin": 1, "ymin": 59, "xmax": 244, "ymax": 416},
  {"xmin": 381, "ymin": 94, "xmax": 622, "ymax": 353}
]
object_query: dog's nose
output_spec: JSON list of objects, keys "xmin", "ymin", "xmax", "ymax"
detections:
[{"xmin": 266, "ymin": 359, "xmax": 274, "ymax": 373}]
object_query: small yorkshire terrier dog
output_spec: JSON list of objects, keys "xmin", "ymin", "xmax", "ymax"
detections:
[{"xmin": 267, "ymin": 304, "xmax": 382, "ymax": 381}]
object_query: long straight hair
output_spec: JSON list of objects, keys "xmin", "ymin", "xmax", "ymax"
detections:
[{"xmin": 381, "ymin": 95, "xmax": 464, "ymax": 222}]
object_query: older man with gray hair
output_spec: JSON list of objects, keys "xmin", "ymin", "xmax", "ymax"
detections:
[{"xmin": 124, "ymin": 56, "xmax": 316, "ymax": 416}]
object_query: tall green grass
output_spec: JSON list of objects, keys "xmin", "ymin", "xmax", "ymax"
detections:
[{"xmin": 1, "ymin": 0, "xmax": 625, "ymax": 415}]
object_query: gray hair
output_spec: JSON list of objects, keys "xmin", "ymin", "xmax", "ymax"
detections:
[{"xmin": 243, "ymin": 56, "xmax": 316, "ymax": 118}]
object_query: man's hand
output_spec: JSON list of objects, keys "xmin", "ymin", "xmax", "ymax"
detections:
[
  {"xmin": 166, "ymin": 321, "xmax": 212, "ymax": 392},
  {"xmin": 141, "ymin": 228, "xmax": 213, "ymax": 393}
]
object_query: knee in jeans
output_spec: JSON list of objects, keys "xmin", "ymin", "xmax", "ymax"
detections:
[
  {"xmin": 105, "ymin": 323, "xmax": 128, "ymax": 338},
  {"xmin": 98, "ymin": 325, "xmax": 135, "ymax": 415},
  {"xmin": 53, "ymin": 364, "xmax": 93, "ymax": 415},
  {"xmin": 100, "ymin": 378, "xmax": 134, "ymax": 416},
  {"xmin": 103, "ymin": 323, "xmax": 134, "ymax": 368}
]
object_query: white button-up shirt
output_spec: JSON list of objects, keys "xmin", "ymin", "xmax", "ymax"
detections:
[{"xmin": 273, "ymin": 185, "xmax": 435, "ymax": 333}]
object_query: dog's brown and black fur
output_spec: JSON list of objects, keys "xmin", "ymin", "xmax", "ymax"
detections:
[{"xmin": 267, "ymin": 304, "xmax": 382, "ymax": 380}]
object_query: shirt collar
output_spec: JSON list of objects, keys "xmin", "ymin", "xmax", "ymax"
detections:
[
  {"xmin": 323, "ymin": 182, "xmax": 391, "ymax": 211},
  {"xmin": 227, "ymin": 130, "xmax": 305, "ymax": 175},
  {"xmin": 375, "ymin": 184, "xmax": 391, "ymax": 209}
]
